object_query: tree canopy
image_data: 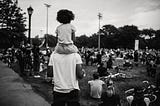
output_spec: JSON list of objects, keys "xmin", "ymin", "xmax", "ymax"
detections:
[
  {"xmin": 75, "ymin": 24, "xmax": 160, "ymax": 49},
  {"xmin": 0, "ymin": 0, "xmax": 27, "ymax": 48}
]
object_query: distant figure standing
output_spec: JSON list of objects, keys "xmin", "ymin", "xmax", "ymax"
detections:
[
  {"xmin": 147, "ymin": 60, "xmax": 157, "ymax": 77},
  {"xmin": 134, "ymin": 50, "xmax": 139, "ymax": 66},
  {"xmin": 32, "ymin": 45, "xmax": 40, "ymax": 75},
  {"xmin": 97, "ymin": 51, "xmax": 102, "ymax": 65},
  {"xmin": 54, "ymin": 9, "xmax": 78, "ymax": 54},
  {"xmin": 107, "ymin": 55, "xmax": 113, "ymax": 69},
  {"xmin": 15, "ymin": 49, "xmax": 24, "ymax": 76},
  {"xmin": 85, "ymin": 50, "xmax": 91, "ymax": 66}
]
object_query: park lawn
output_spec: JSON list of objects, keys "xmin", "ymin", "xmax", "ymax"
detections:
[
  {"xmin": 12, "ymin": 61, "xmax": 159, "ymax": 106},
  {"xmin": 79, "ymin": 64, "xmax": 158, "ymax": 106}
]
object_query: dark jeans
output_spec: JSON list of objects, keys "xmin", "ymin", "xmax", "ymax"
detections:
[{"xmin": 52, "ymin": 89, "xmax": 80, "ymax": 106}]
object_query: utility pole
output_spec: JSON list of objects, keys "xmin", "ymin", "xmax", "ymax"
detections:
[
  {"xmin": 98, "ymin": 13, "xmax": 102, "ymax": 50},
  {"xmin": 44, "ymin": 3, "xmax": 51, "ymax": 47}
]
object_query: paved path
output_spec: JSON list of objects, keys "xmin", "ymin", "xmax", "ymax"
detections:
[{"xmin": 0, "ymin": 61, "xmax": 50, "ymax": 106}]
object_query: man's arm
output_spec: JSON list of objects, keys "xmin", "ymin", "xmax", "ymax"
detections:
[
  {"xmin": 76, "ymin": 64, "xmax": 85, "ymax": 79},
  {"xmin": 47, "ymin": 66, "xmax": 53, "ymax": 77},
  {"xmin": 88, "ymin": 82, "xmax": 91, "ymax": 96}
]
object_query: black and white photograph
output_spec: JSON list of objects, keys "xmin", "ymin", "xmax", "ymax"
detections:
[{"xmin": 0, "ymin": 0, "xmax": 160, "ymax": 106}]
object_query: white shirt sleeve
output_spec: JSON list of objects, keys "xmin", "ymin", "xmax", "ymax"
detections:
[
  {"xmin": 71, "ymin": 24, "xmax": 76, "ymax": 32},
  {"xmin": 75, "ymin": 53, "xmax": 83, "ymax": 64},
  {"xmin": 101, "ymin": 80, "xmax": 105, "ymax": 85},
  {"xmin": 88, "ymin": 81, "xmax": 91, "ymax": 84}
]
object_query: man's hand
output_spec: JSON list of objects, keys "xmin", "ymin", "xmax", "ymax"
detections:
[{"xmin": 76, "ymin": 64, "xmax": 86, "ymax": 79}]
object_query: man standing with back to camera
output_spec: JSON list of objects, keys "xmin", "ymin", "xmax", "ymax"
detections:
[{"xmin": 48, "ymin": 51, "xmax": 85, "ymax": 106}]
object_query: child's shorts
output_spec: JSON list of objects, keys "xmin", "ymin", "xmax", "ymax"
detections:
[{"xmin": 54, "ymin": 43, "xmax": 78, "ymax": 54}]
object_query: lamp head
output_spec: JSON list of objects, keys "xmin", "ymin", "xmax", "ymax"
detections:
[{"xmin": 27, "ymin": 6, "xmax": 33, "ymax": 15}]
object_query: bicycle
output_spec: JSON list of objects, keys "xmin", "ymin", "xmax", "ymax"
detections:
[{"xmin": 125, "ymin": 80, "xmax": 158, "ymax": 106}]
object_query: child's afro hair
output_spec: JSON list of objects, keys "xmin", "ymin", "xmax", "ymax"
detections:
[{"xmin": 56, "ymin": 9, "xmax": 75, "ymax": 24}]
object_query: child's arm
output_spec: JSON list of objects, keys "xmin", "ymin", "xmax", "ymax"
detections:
[
  {"xmin": 56, "ymin": 33, "xmax": 58, "ymax": 44},
  {"xmin": 72, "ymin": 30, "xmax": 76, "ymax": 42}
]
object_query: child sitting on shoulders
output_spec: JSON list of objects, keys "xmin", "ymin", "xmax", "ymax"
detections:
[{"xmin": 54, "ymin": 9, "xmax": 78, "ymax": 54}]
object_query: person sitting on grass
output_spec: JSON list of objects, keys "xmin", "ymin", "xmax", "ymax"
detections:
[
  {"xmin": 88, "ymin": 72, "xmax": 105, "ymax": 100},
  {"xmin": 97, "ymin": 63, "xmax": 109, "ymax": 77},
  {"xmin": 146, "ymin": 60, "xmax": 157, "ymax": 77},
  {"xmin": 99, "ymin": 86, "xmax": 121, "ymax": 106},
  {"xmin": 107, "ymin": 55, "xmax": 113, "ymax": 69}
]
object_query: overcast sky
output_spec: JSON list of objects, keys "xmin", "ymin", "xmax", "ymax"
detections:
[{"xmin": 18, "ymin": 0, "xmax": 160, "ymax": 38}]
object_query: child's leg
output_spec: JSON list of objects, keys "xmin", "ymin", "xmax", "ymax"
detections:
[
  {"xmin": 55, "ymin": 44, "xmax": 66, "ymax": 54},
  {"xmin": 66, "ymin": 45, "xmax": 78, "ymax": 53},
  {"xmin": 55, "ymin": 44, "xmax": 78, "ymax": 54}
]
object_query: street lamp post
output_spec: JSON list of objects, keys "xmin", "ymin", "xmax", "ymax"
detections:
[
  {"xmin": 44, "ymin": 3, "xmax": 51, "ymax": 47},
  {"xmin": 98, "ymin": 13, "xmax": 102, "ymax": 50},
  {"xmin": 27, "ymin": 6, "xmax": 33, "ymax": 44}
]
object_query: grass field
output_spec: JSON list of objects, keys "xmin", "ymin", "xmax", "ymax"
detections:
[
  {"xmin": 79, "ymin": 63, "xmax": 159, "ymax": 106},
  {"xmin": 12, "ymin": 60, "xmax": 160, "ymax": 106}
]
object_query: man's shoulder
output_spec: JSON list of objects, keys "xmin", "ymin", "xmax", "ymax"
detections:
[
  {"xmin": 72, "ymin": 53, "xmax": 81, "ymax": 56},
  {"xmin": 51, "ymin": 52, "xmax": 80, "ymax": 57}
]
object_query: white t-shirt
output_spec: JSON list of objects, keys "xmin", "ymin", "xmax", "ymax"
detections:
[
  {"xmin": 88, "ymin": 79, "xmax": 105, "ymax": 98},
  {"xmin": 55, "ymin": 24, "xmax": 76, "ymax": 44},
  {"xmin": 48, "ymin": 52, "xmax": 82, "ymax": 93}
]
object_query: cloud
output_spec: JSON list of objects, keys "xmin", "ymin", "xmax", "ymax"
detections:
[
  {"xmin": 127, "ymin": 0, "xmax": 160, "ymax": 30},
  {"xmin": 19, "ymin": 0, "xmax": 160, "ymax": 37},
  {"xmin": 135, "ymin": 0, "xmax": 160, "ymax": 13},
  {"xmin": 129, "ymin": 9, "xmax": 160, "ymax": 30}
]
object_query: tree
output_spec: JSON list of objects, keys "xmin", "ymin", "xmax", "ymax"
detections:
[
  {"xmin": 101, "ymin": 24, "xmax": 119, "ymax": 36},
  {"xmin": 75, "ymin": 34, "xmax": 90, "ymax": 48},
  {"xmin": 152, "ymin": 30, "xmax": 160, "ymax": 49},
  {"xmin": 0, "ymin": 29, "xmax": 11, "ymax": 48},
  {"xmin": 0, "ymin": 0, "xmax": 27, "ymax": 48},
  {"xmin": 100, "ymin": 24, "xmax": 119, "ymax": 48},
  {"xmin": 118, "ymin": 25, "xmax": 140, "ymax": 49},
  {"xmin": 75, "ymin": 25, "xmax": 159, "ymax": 49},
  {"xmin": 140, "ymin": 28, "xmax": 156, "ymax": 48},
  {"xmin": 140, "ymin": 28, "xmax": 156, "ymax": 39},
  {"xmin": 89, "ymin": 33, "xmax": 98, "ymax": 48}
]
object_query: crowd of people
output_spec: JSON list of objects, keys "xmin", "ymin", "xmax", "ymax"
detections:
[
  {"xmin": 1, "ymin": 45, "xmax": 160, "ymax": 106},
  {"xmin": 0, "ymin": 44, "xmax": 51, "ymax": 77},
  {"xmin": 83, "ymin": 47, "xmax": 160, "ymax": 106}
]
